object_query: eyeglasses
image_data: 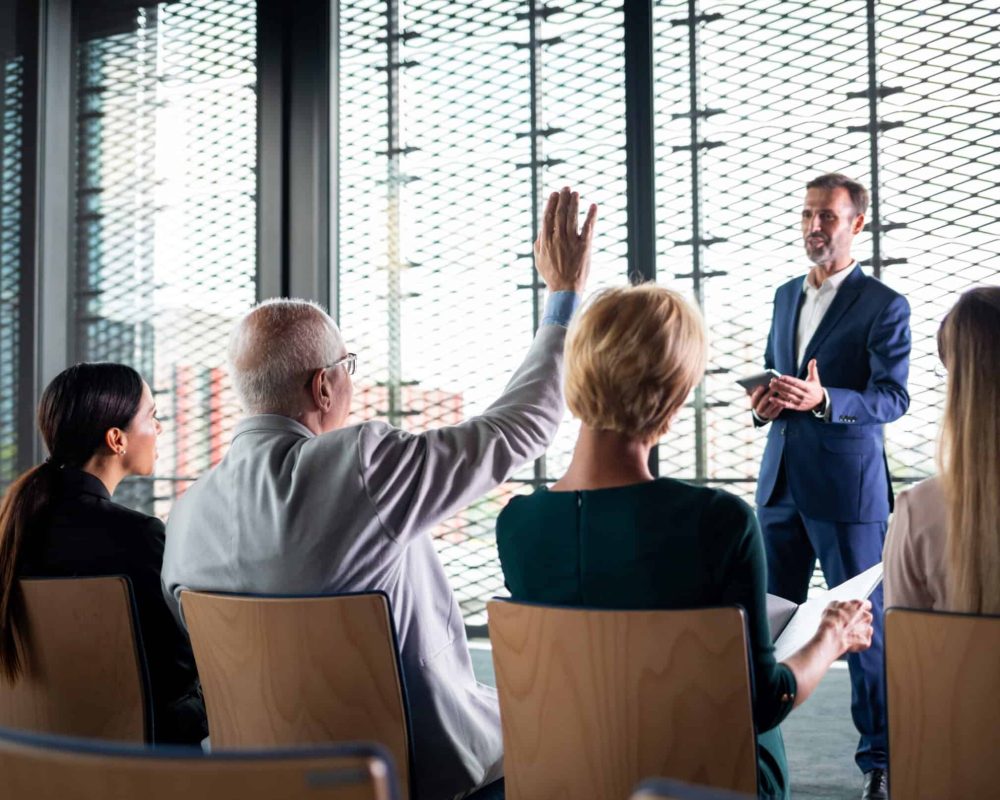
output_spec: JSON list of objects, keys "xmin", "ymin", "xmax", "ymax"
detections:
[{"xmin": 325, "ymin": 353, "xmax": 357, "ymax": 376}]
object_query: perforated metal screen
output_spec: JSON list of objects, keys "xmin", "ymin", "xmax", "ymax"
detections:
[
  {"xmin": 654, "ymin": 0, "xmax": 999, "ymax": 512},
  {"xmin": 0, "ymin": 51, "xmax": 23, "ymax": 490},
  {"xmin": 340, "ymin": 0, "xmax": 998, "ymax": 621},
  {"xmin": 338, "ymin": 0, "xmax": 628, "ymax": 624},
  {"xmin": 73, "ymin": 0, "xmax": 258, "ymax": 514}
]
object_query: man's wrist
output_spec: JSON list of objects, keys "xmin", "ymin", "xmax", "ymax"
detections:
[
  {"xmin": 811, "ymin": 389, "xmax": 831, "ymax": 420},
  {"xmin": 540, "ymin": 290, "xmax": 581, "ymax": 328}
]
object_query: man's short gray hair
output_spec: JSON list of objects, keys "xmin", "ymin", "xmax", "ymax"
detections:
[{"xmin": 228, "ymin": 298, "xmax": 344, "ymax": 416}]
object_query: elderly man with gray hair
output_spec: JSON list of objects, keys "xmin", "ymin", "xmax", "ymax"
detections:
[{"xmin": 162, "ymin": 188, "xmax": 596, "ymax": 800}]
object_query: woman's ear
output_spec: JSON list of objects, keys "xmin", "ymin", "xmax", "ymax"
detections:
[{"xmin": 105, "ymin": 427, "xmax": 127, "ymax": 456}]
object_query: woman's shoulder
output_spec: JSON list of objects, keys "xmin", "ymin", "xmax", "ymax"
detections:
[
  {"xmin": 106, "ymin": 500, "xmax": 165, "ymax": 533},
  {"xmin": 498, "ymin": 487, "xmax": 566, "ymax": 527},
  {"xmin": 893, "ymin": 475, "xmax": 946, "ymax": 538},
  {"xmin": 653, "ymin": 478, "xmax": 755, "ymax": 525},
  {"xmin": 81, "ymin": 494, "xmax": 166, "ymax": 542},
  {"xmin": 897, "ymin": 475, "xmax": 944, "ymax": 507},
  {"xmin": 501, "ymin": 479, "xmax": 754, "ymax": 520}
]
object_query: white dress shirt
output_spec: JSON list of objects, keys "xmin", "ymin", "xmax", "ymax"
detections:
[
  {"xmin": 795, "ymin": 262, "xmax": 854, "ymax": 420},
  {"xmin": 796, "ymin": 262, "xmax": 854, "ymax": 370}
]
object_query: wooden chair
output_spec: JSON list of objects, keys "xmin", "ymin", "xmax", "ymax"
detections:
[
  {"xmin": 487, "ymin": 601, "xmax": 758, "ymax": 800},
  {"xmin": 0, "ymin": 724, "xmax": 401, "ymax": 800},
  {"xmin": 631, "ymin": 776, "xmax": 753, "ymax": 799},
  {"xmin": 181, "ymin": 591, "xmax": 412, "ymax": 798},
  {"xmin": 0, "ymin": 577, "xmax": 150, "ymax": 742},
  {"xmin": 885, "ymin": 608, "xmax": 1000, "ymax": 799}
]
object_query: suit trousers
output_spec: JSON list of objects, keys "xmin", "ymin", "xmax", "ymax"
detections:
[{"xmin": 757, "ymin": 464, "xmax": 887, "ymax": 773}]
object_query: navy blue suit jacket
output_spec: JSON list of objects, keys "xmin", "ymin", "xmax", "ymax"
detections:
[{"xmin": 755, "ymin": 265, "xmax": 910, "ymax": 523}]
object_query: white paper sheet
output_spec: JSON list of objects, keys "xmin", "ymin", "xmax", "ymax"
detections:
[{"xmin": 772, "ymin": 563, "xmax": 883, "ymax": 663}]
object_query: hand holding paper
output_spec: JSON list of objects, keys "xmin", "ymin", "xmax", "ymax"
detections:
[
  {"xmin": 770, "ymin": 563, "xmax": 882, "ymax": 663},
  {"xmin": 818, "ymin": 599, "xmax": 873, "ymax": 654}
]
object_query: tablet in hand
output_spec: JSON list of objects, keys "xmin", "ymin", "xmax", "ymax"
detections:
[{"xmin": 736, "ymin": 369, "xmax": 782, "ymax": 393}]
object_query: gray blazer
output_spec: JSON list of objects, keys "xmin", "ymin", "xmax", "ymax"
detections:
[{"xmin": 162, "ymin": 323, "xmax": 567, "ymax": 800}]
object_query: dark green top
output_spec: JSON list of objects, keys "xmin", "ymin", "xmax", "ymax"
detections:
[{"xmin": 496, "ymin": 477, "xmax": 796, "ymax": 732}]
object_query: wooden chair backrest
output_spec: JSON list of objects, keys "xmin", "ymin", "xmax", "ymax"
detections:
[
  {"xmin": 182, "ymin": 591, "xmax": 410, "ymax": 797},
  {"xmin": 630, "ymin": 776, "xmax": 753, "ymax": 799},
  {"xmin": 0, "ymin": 577, "xmax": 148, "ymax": 742},
  {"xmin": 487, "ymin": 601, "xmax": 758, "ymax": 800},
  {"xmin": 0, "ymin": 728, "xmax": 399, "ymax": 800},
  {"xmin": 886, "ymin": 608, "xmax": 1000, "ymax": 799}
]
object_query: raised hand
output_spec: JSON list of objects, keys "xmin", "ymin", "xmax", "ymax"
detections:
[{"xmin": 533, "ymin": 187, "xmax": 598, "ymax": 294}]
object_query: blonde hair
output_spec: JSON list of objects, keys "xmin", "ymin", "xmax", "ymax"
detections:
[
  {"xmin": 228, "ymin": 298, "xmax": 343, "ymax": 416},
  {"xmin": 937, "ymin": 286, "xmax": 1000, "ymax": 615},
  {"xmin": 564, "ymin": 284, "xmax": 707, "ymax": 443}
]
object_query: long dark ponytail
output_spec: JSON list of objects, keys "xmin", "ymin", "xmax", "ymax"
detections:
[{"xmin": 0, "ymin": 363, "xmax": 143, "ymax": 682}]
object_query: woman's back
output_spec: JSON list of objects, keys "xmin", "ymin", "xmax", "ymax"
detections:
[
  {"xmin": 18, "ymin": 467, "xmax": 205, "ymax": 744},
  {"xmin": 497, "ymin": 477, "xmax": 796, "ymax": 800},
  {"xmin": 883, "ymin": 476, "xmax": 950, "ymax": 611},
  {"xmin": 497, "ymin": 478, "xmax": 794, "ymax": 725},
  {"xmin": 499, "ymin": 478, "xmax": 758, "ymax": 610}
]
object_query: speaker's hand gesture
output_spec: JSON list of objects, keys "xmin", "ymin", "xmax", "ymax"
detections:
[{"xmin": 772, "ymin": 359, "xmax": 826, "ymax": 413}]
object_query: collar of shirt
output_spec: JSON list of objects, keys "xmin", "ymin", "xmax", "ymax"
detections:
[
  {"xmin": 802, "ymin": 261, "xmax": 855, "ymax": 297},
  {"xmin": 232, "ymin": 413, "xmax": 316, "ymax": 442}
]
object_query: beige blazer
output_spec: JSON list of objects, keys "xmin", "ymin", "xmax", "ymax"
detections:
[{"xmin": 883, "ymin": 476, "xmax": 951, "ymax": 611}]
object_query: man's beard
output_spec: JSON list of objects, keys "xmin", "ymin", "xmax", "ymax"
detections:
[{"xmin": 805, "ymin": 235, "xmax": 830, "ymax": 265}]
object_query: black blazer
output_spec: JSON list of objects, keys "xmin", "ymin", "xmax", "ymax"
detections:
[{"xmin": 19, "ymin": 468, "xmax": 206, "ymax": 744}]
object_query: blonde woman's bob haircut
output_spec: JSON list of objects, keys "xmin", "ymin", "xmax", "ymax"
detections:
[{"xmin": 564, "ymin": 284, "xmax": 707, "ymax": 443}]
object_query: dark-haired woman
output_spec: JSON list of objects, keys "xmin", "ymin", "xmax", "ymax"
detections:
[{"xmin": 0, "ymin": 363, "xmax": 207, "ymax": 744}]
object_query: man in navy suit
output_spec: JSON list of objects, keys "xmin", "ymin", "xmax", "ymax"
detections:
[{"xmin": 749, "ymin": 174, "xmax": 910, "ymax": 800}]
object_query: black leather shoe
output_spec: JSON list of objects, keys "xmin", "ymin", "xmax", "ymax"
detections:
[{"xmin": 862, "ymin": 768, "xmax": 888, "ymax": 800}]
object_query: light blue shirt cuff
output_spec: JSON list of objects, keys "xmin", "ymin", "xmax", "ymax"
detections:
[{"xmin": 540, "ymin": 291, "xmax": 581, "ymax": 328}]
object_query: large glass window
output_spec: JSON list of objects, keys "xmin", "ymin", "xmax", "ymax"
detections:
[
  {"xmin": 653, "ymin": 0, "xmax": 873, "ymax": 496},
  {"xmin": 653, "ymin": 0, "xmax": 1000, "ymax": 504},
  {"xmin": 73, "ymin": 0, "xmax": 258, "ymax": 514},
  {"xmin": 340, "ymin": 0, "xmax": 999, "ymax": 621},
  {"xmin": 0, "ymin": 0, "xmax": 32, "ymax": 491},
  {"xmin": 339, "ymin": 0, "xmax": 627, "ymax": 623}
]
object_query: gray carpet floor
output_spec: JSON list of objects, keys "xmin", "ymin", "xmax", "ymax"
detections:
[{"xmin": 469, "ymin": 644, "xmax": 862, "ymax": 800}]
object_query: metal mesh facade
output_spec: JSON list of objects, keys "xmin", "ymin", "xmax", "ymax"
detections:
[
  {"xmin": 340, "ymin": 0, "xmax": 999, "ymax": 620},
  {"xmin": 338, "ymin": 0, "xmax": 627, "ymax": 625},
  {"xmin": 73, "ymin": 0, "xmax": 258, "ymax": 514},
  {"xmin": 654, "ymin": 0, "xmax": 999, "ymax": 506},
  {"xmin": 0, "ymin": 53, "xmax": 22, "ymax": 490}
]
